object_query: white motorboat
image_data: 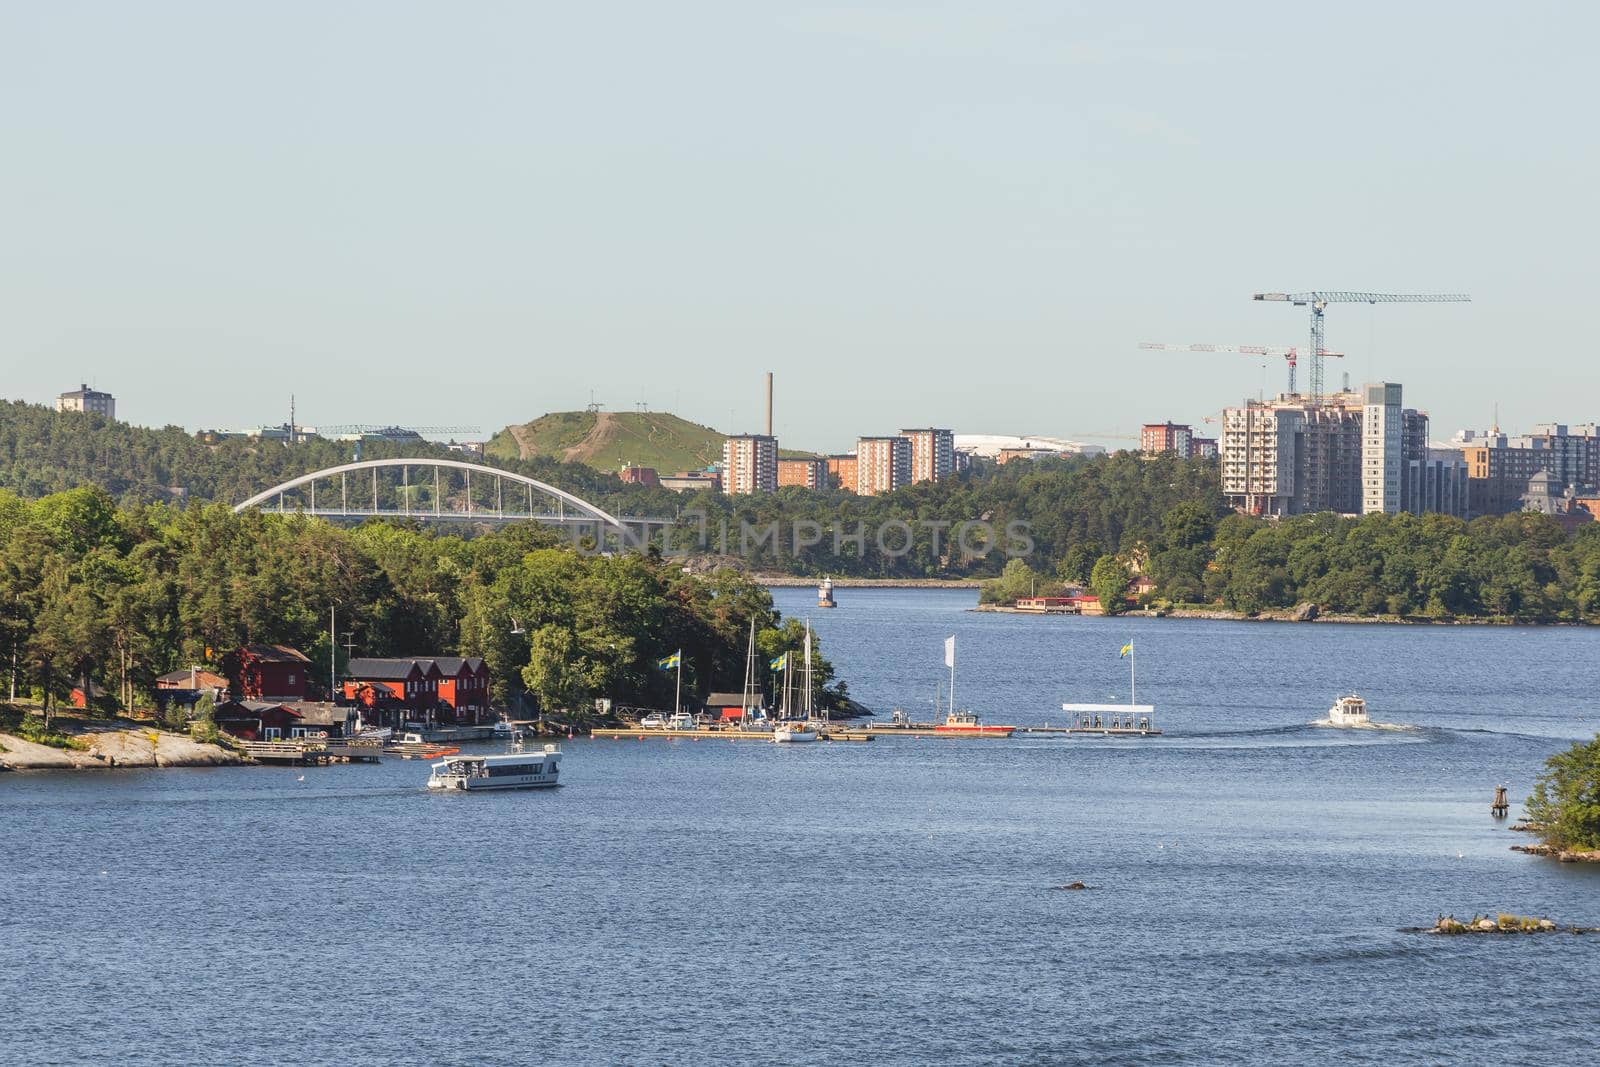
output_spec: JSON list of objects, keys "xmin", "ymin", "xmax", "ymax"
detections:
[
  {"xmin": 1326, "ymin": 694, "xmax": 1370, "ymax": 727},
  {"xmin": 427, "ymin": 743, "xmax": 562, "ymax": 791},
  {"xmin": 640, "ymin": 712, "xmax": 669, "ymax": 729},
  {"xmin": 666, "ymin": 711, "xmax": 696, "ymax": 730}
]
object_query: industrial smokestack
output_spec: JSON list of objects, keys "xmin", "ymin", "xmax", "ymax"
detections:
[{"xmin": 765, "ymin": 372, "xmax": 773, "ymax": 437}]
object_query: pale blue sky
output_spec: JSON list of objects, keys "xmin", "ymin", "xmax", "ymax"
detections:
[{"xmin": 3, "ymin": 2, "xmax": 1596, "ymax": 452}]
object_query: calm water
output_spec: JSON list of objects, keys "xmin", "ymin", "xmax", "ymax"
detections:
[{"xmin": 4, "ymin": 588, "xmax": 1599, "ymax": 1066}]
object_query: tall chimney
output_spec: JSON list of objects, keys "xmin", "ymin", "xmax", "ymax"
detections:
[{"xmin": 765, "ymin": 372, "xmax": 773, "ymax": 437}]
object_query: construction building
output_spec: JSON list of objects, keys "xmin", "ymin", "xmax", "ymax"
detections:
[
  {"xmin": 720, "ymin": 435, "xmax": 778, "ymax": 495},
  {"xmin": 56, "ymin": 383, "xmax": 115, "ymax": 420},
  {"xmin": 777, "ymin": 457, "xmax": 827, "ymax": 489},
  {"xmin": 1140, "ymin": 422, "xmax": 1193, "ymax": 458},
  {"xmin": 1221, "ymin": 383, "xmax": 1460, "ymax": 518},
  {"xmin": 899, "ymin": 428, "xmax": 955, "ymax": 483},
  {"xmin": 855, "ymin": 436, "xmax": 911, "ymax": 496}
]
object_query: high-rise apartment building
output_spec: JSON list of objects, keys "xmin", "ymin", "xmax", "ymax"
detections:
[
  {"xmin": 1456, "ymin": 423, "xmax": 1600, "ymax": 516},
  {"xmin": 1361, "ymin": 382, "xmax": 1404, "ymax": 514},
  {"xmin": 856, "ymin": 436, "xmax": 911, "ymax": 496},
  {"xmin": 898, "ymin": 428, "xmax": 955, "ymax": 483},
  {"xmin": 1140, "ymin": 422, "xmax": 1193, "ymax": 458},
  {"xmin": 721, "ymin": 434, "xmax": 777, "ymax": 494},
  {"xmin": 57, "ymin": 383, "xmax": 115, "ymax": 419}
]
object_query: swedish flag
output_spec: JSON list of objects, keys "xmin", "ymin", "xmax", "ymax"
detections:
[
  {"xmin": 657, "ymin": 651, "xmax": 681, "ymax": 670},
  {"xmin": 769, "ymin": 652, "xmax": 789, "ymax": 671},
  {"xmin": 1119, "ymin": 643, "xmax": 1133, "ymax": 659}
]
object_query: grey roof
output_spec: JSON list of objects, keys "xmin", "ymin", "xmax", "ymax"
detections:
[
  {"xmin": 431, "ymin": 656, "xmax": 486, "ymax": 675},
  {"xmin": 282, "ymin": 702, "xmax": 355, "ymax": 725},
  {"xmin": 216, "ymin": 700, "xmax": 293, "ymax": 715},
  {"xmin": 706, "ymin": 691, "xmax": 765, "ymax": 707},
  {"xmin": 346, "ymin": 657, "xmax": 428, "ymax": 680}
]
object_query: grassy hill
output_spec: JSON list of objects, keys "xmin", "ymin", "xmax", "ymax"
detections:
[{"xmin": 488, "ymin": 411, "xmax": 728, "ymax": 473}]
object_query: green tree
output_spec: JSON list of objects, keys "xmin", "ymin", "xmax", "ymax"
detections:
[
  {"xmin": 1089, "ymin": 555, "xmax": 1130, "ymax": 616},
  {"xmin": 1056, "ymin": 542, "xmax": 1102, "ymax": 586},
  {"xmin": 1525, "ymin": 734, "xmax": 1600, "ymax": 851}
]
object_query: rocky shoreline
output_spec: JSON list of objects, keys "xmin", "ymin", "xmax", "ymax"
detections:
[
  {"xmin": 973, "ymin": 600, "xmax": 1582, "ymax": 627},
  {"xmin": 0, "ymin": 720, "xmax": 240, "ymax": 771},
  {"xmin": 1510, "ymin": 843, "xmax": 1600, "ymax": 863}
]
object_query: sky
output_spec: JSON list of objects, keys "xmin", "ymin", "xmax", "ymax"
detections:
[{"xmin": 3, "ymin": 1, "xmax": 1597, "ymax": 453}]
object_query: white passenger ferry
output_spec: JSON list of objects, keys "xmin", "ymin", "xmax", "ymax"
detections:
[{"xmin": 427, "ymin": 743, "xmax": 562, "ymax": 791}]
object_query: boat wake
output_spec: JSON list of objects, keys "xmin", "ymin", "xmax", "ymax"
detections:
[{"xmin": 1307, "ymin": 719, "xmax": 1419, "ymax": 732}]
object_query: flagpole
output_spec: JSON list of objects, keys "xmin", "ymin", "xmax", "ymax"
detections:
[
  {"xmin": 1130, "ymin": 644, "xmax": 1136, "ymax": 706},
  {"xmin": 940, "ymin": 639, "xmax": 953, "ymax": 713},
  {"xmin": 674, "ymin": 649, "xmax": 681, "ymax": 715}
]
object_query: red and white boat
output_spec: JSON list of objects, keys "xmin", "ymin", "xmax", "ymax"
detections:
[
  {"xmin": 934, "ymin": 635, "xmax": 1015, "ymax": 736},
  {"xmin": 933, "ymin": 710, "xmax": 1015, "ymax": 737}
]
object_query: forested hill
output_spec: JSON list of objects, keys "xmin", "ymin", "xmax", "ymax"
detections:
[{"xmin": 0, "ymin": 401, "xmax": 625, "ymax": 507}]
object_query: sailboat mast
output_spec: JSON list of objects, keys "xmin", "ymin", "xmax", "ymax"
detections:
[
  {"xmin": 742, "ymin": 618, "xmax": 754, "ymax": 712},
  {"xmin": 803, "ymin": 621, "xmax": 813, "ymax": 721}
]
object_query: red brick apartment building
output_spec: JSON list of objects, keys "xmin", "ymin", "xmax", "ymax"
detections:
[
  {"xmin": 1141, "ymin": 423, "xmax": 1193, "ymax": 458},
  {"xmin": 777, "ymin": 457, "xmax": 827, "ymax": 489},
  {"xmin": 825, "ymin": 455, "xmax": 858, "ymax": 493}
]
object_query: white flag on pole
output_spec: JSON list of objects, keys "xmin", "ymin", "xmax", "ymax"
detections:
[{"xmin": 943, "ymin": 635, "xmax": 956, "ymax": 668}]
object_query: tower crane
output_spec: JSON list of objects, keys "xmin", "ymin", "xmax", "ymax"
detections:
[
  {"xmin": 1252, "ymin": 291, "xmax": 1471, "ymax": 398},
  {"xmin": 1137, "ymin": 342, "xmax": 1342, "ymax": 396}
]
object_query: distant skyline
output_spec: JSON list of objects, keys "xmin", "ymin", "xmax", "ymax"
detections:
[{"xmin": 4, "ymin": 2, "xmax": 1597, "ymax": 454}]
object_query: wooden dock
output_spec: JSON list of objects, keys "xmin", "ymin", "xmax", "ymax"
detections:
[
  {"xmin": 238, "ymin": 738, "xmax": 385, "ymax": 764},
  {"xmin": 1020, "ymin": 725, "xmax": 1164, "ymax": 737},
  {"xmin": 592, "ymin": 726, "xmax": 873, "ymax": 742},
  {"xmin": 858, "ymin": 724, "xmax": 1016, "ymax": 739}
]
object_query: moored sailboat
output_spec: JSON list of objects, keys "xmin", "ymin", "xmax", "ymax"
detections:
[{"xmin": 772, "ymin": 621, "xmax": 819, "ymax": 742}]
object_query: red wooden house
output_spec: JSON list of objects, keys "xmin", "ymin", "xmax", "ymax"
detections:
[
  {"xmin": 433, "ymin": 657, "xmax": 491, "ymax": 722},
  {"xmin": 234, "ymin": 645, "xmax": 311, "ymax": 701},
  {"xmin": 342, "ymin": 658, "xmax": 442, "ymax": 710}
]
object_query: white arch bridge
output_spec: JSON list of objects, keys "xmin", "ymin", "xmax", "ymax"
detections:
[{"xmin": 232, "ymin": 458, "xmax": 675, "ymax": 545}]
